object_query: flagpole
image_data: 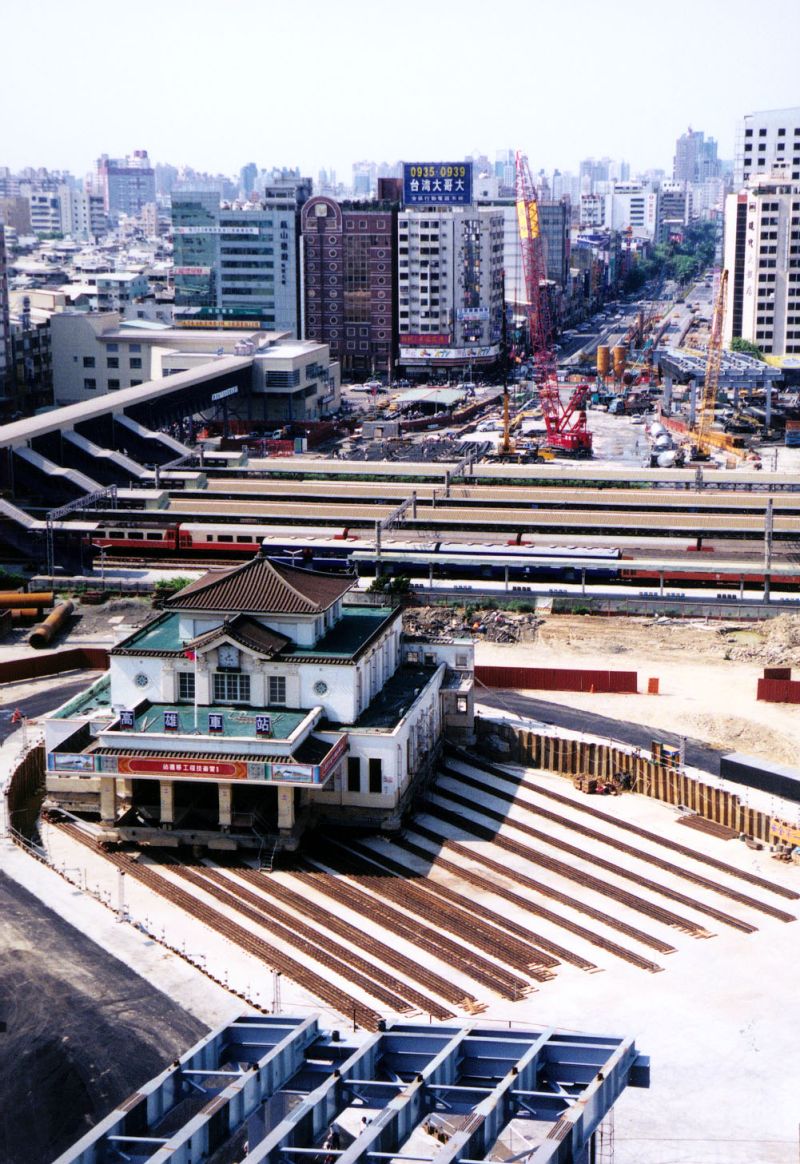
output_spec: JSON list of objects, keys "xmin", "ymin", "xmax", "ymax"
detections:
[{"xmin": 194, "ymin": 651, "xmax": 199, "ymax": 730}]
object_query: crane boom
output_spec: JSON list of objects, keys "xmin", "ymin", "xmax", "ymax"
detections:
[
  {"xmin": 696, "ymin": 268, "xmax": 728, "ymax": 449},
  {"xmin": 514, "ymin": 151, "xmax": 592, "ymax": 456}
]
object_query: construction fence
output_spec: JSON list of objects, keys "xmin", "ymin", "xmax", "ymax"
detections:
[
  {"xmin": 4, "ymin": 744, "xmax": 45, "ymax": 842},
  {"xmin": 477, "ymin": 720, "xmax": 779, "ymax": 845},
  {"xmin": 757, "ymin": 678, "xmax": 800, "ymax": 704},
  {"xmin": 475, "ymin": 665, "xmax": 638, "ymax": 694},
  {"xmin": 0, "ymin": 647, "xmax": 108, "ymax": 684}
]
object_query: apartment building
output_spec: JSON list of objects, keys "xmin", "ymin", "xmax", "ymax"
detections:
[
  {"xmin": 396, "ymin": 206, "xmax": 504, "ymax": 374},
  {"xmin": 735, "ymin": 107, "xmax": 800, "ymax": 188},
  {"xmin": 723, "ymin": 176, "xmax": 800, "ymax": 356}
]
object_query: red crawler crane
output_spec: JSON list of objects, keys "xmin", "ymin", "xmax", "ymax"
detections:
[{"xmin": 515, "ymin": 151, "xmax": 592, "ymax": 456}]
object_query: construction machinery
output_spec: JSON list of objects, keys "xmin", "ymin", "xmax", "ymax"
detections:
[
  {"xmin": 515, "ymin": 151, "xmax": 592, "ymax": 456},
  {"xmin": 691, "ymin": 268, "xmax": 745, "ymax": 460}
]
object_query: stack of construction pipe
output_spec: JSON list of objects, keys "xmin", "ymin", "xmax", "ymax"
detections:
[{"xmin": 0, "ymin": 591, "xmax": 54, "ymax": 625}]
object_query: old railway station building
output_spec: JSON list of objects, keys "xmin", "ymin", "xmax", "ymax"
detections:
[{"xmin": 44, "ymin": 554, "xmax": 474, "ymax": 851}]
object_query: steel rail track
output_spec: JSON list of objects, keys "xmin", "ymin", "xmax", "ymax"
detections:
[
  {"xmin": 316, "ymin": 837, "xmax": 556, "ymax": 981},
  {"xmin": 291, "ymin": 860, "xmax": 526, "ymax": 1001},
  {"xmin": 424, "ymin": 796, "xmax": 715, "ymax": 939},
  {"xmin": 407, "ymin": 822, "xmax": 665, "ymax": 973},
  {"xmin": 56, "ymin": 823, "xmax": 382, "ymax": 1029},
  {"xmin": 159, "ymin": 858, "xmax": 415, "ymax": 1014},
  {"xmin": 442, "ymin": 762, "xmax": 797, "ymax": 924},
  {"xmin": 444, "ymin": 746, "xmax": 800, "ymax": 901},
  {"xmin": 229, "ymin": 865, "xmax": 470, "ymax": 1016}
]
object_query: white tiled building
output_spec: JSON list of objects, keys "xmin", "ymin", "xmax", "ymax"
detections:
[
  {"xmin": 723, "ymin": 175, "xmax": 800, "ymax": 356},
  {"xmin": 45, "ymin": 556, "xmax": 473, "ymax": 850},
  {"xmin": 735, "ymin": 106, "xmax": 800, "ymax": 188},
  {"xmin": 396, "ymin": 206, "xmax": 504, "ymax": 372}
]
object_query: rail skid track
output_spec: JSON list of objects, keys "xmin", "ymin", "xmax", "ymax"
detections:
[{"xmin": 51, "ymin": 756, "xmax": 796, "ymax": 1026}]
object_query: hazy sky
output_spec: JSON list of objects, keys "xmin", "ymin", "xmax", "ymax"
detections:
[{"xmin": 2, "ymin": 0, "xmax": 798, "ymax": 181}]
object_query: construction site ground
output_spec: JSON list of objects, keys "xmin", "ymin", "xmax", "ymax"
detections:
[
  {"xmin": 408, "ymin": 606, "xmax": 800, "ymax": 768},
  {"xmin": 1, "ymin": 599, "xmax": 799, "ymax": 1162}
]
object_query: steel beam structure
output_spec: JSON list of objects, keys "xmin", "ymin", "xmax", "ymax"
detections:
[{"xmin": 55, "ymin": 1018, "xmax": 648, "ymax": 1164}]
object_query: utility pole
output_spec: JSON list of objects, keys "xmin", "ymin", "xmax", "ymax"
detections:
[{"xmin": 764, "ymin": 497, "xmax": 773, "ymax": 602}]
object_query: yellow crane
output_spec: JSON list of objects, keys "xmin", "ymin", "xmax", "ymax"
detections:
[{"xmin": 693, "ymin": 268, "xmax": 739, "ymax": 457}]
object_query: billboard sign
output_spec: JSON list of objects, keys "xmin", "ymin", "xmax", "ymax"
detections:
[{"xmin": 403, "ymin": 163, "xmax": 472, "ymax": 206}]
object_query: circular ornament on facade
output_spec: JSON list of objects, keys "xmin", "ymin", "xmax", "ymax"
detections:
[
  {"xmin": 314, "ymin": 680, "xmax": 329, "ymax": 695},
  {"xmin": 134, "ymin": 672, "xmax": 149, "ymax": 688}
]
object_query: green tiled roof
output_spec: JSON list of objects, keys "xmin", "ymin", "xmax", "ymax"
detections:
[
  {"xmin": 297, "ymin": 607, "xmax": 396, "ymax": 659},
  {"xmin": 115, "ymin": 612, "xmax": 184, "ymax": 654},
  {"xmin": 116, "ymin": 703, "xmax": 308, "ymax": 741},
  {"xmin": 115, "ymin": 606, "xmax": 398, "ymax": 662}
]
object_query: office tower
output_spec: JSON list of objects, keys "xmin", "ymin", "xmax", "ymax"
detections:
[
  {"xmin": 172, "ymin": 174, "xmax": 310, "ymax": 333},
  {"xmin": 96, "ymin": 150, "xmax": 156, "ymax": 219},
  {"xmin": 239, "ymin": 162, "xmax": 258, "ymax": 199},
  {"xmin": 674, "ymin": 127, "xmax": 720, "ymax": 183},
  {"xmin": 396, "ymin": 206, "xmax": 504, "ymax": 352}
]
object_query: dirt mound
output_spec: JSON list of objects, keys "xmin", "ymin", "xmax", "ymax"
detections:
[
  {"xmin": 726, "ymin": 614, "xmax": 800, "ymax": 667},
  {"xmin": 686, "ymin": 711, "xmax": 798, "ymax": 765}
]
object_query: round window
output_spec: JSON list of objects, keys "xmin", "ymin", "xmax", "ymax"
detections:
[
  {"xmin": 314, "ymin": 680, "xmax": 329, "ymax": 695},
  {"xmin": 134, "ymin": 672, "xmax": 149, "ymax": 688}
]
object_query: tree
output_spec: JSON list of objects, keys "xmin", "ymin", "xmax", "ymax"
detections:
[
  {"xmin": 367, "ymin": 574, "xmax": 412, "ymax": 594},
  {"xmin": 153, "ymin": 576, "xmax": 194, "ymax": 604},
  {"xmin": 730, "ymin": 337, "xmax": 765, "ymax": 361}
]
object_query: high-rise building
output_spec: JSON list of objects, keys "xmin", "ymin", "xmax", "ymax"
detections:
[
  {"xmin": 239, "ymin": 162, "xmax": 258, "ymax": 200},
  {"xmin": 658, "ymin": 180, "xmax": 692, "ymax": 242},
  {"xmin": 172, "ymin": 175, "xmax": 311, "ymax": 333},
  {"xmin": 539, "ymin": 199, "xmax": 572, "ymax": 288},
  {"xmin": 579, "ymin": 185, "xmax": 659, "ymax": 239},
  {"xmin": 735, "ymin": 107, "xmax": 800, "ymax": 188},
  {"xmin": 723, "ymin": 175, "xmax": 800, "ymax": 356},
  {"xmin": 396, "ymin": 206, "xmax": 504, "ymax": 374},
  {"xmin": 301, "ymin": 196, "xmax": 397, "ymax": 376},
  {"xmin": 26, "ymin": 190, "xmax": 64, "ymax": 234},
  {"xmin": 96, "ymin": 150, "xmax": 156, "ymax": 219},
  {"xmin": 674, "ymin": 127, "xmax": 719, "ymax": 183},
  {"xmin": 352, "ymin": 162, "xmax": 376, "ymax": 197},
  {"xmin": 63, "ymin": 189, "xmax": 107, "ymax": 240}
]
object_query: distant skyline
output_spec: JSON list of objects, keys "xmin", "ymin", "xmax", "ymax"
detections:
[{"xmin": 2, "ymin": 0, "xmax": 798, "ymax": 183}]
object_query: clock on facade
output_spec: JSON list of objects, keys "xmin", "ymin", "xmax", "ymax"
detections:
[
  {"xmin": 218, "ymin": 644, "xmax": 240, "ymax": 669},
  {"xmin": 134, "ymin": 672, "xmax": 149, "ymax": 688},
  {"xmin": 313, "ymin": 680, "xmax": 328, "ymax": 695}
]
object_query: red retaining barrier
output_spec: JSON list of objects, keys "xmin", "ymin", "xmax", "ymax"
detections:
[
  {"xmin": 757, "ymin": 677, "xmax": 800, "ymax": 704},
  {"xmin": 475, "ymin": 665, "xmax": 638, "ymax": 694},
  {"xmin": 0, "ymin": 648, "xmax": 108, "ymax": 684},
  {"xmin": 763, "ymin": 667, "xmax": 792, "ymax": 681}
]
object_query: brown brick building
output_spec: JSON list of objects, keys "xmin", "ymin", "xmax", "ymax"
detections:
[{"xmin": 301, "ymin": 196, "xmax": 398, "ymax": 378}]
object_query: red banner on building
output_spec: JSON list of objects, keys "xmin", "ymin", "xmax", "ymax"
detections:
[{"xmin": 116, "ymin": 756, "xmax": 249, "ymax": 780}]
